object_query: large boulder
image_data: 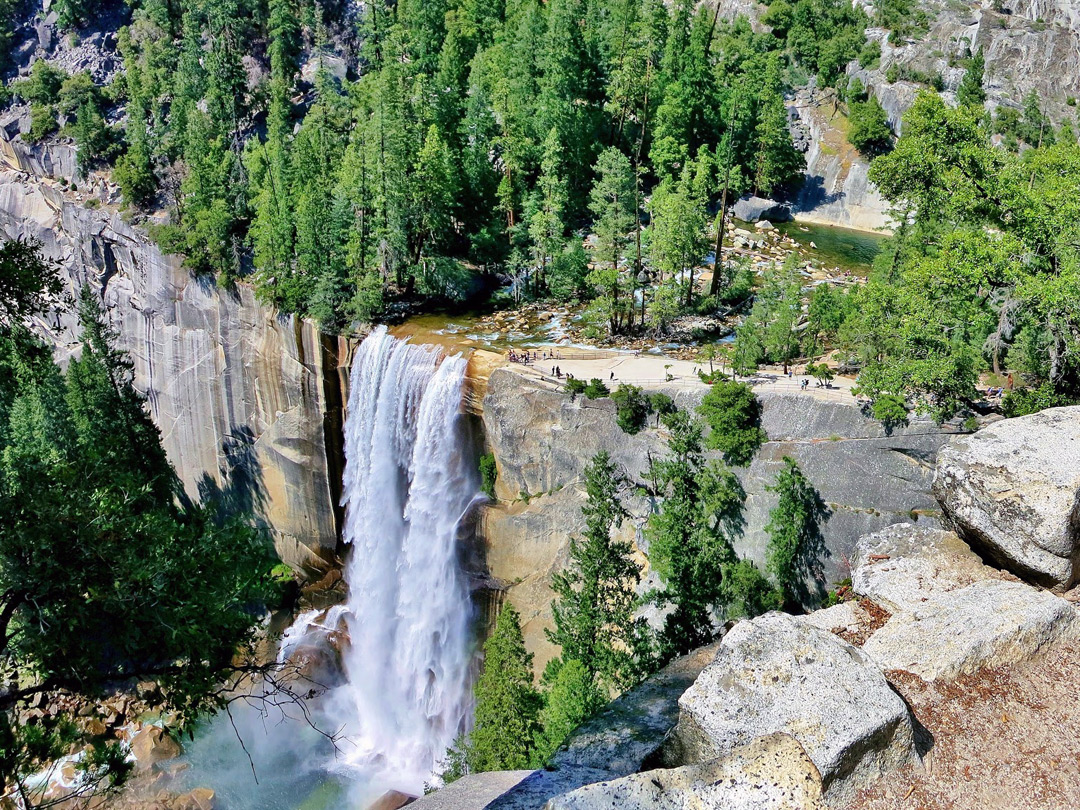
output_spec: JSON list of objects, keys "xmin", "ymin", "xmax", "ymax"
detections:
[
  {"xmin": 863, "ymin": 578, "xmax": 1080, "ymax": 681},
  {"xmin": 934, "ymin": 407, "xmax": 1080, "ymax": 590},
  {"xmin": 851, "ymin": 524, "xmax": 998, "ymax": 616},
  {"xmin": 732, "ymin": 195, "xmax": 793, "ymax": 223},
  {"xmin": 851, "ymin": 524, "xmax": 1080, "ymax": 681},
  {"xmin": 669, "ymin": 613, "xmax": 916, "ymax": 804},
  {"xmin": 545, "ymin": 734, "xmax": 824, "ymax": 810},
  {"xmin": 550, "ymin": 642, "xmax": 721, "ymax": 776}
]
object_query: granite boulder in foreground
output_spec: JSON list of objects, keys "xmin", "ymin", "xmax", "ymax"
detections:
[
  {"xmin": 934, "ymin": 406, "xmax": 1080, "ymax": 590},
  {"xmin": 544, "ymin": 733, "xmax": 824, "ymax": 810},
  {"xmin": 668, "ymin": 613, "xmax": 917, "ymax": 805},
  {"xmin": 852, "ymin": 524, "xmax": 1080, "ymax": 681}
]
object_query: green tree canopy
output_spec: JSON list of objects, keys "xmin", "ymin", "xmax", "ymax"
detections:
[
  {"xmin": 0, "ymin": 250, "xmax": 274, "ymax": 804},
  {"xmin": 697, "ymin": 379, "xmax": 767, "ymax": 466},
  {"xmin": 646, "ymin": 411, "xmax": 745, "ymax": 658},
  {"xmin": 465, "ymin": 603, "xmax": 542, "ymax": 772},
  {"xmin": 547, "ymin": 452, "xmax": 649, "ymax": 693},
  {"xmin": 764, "ymin": 457, "xmax": 830, "ymax": 604}
]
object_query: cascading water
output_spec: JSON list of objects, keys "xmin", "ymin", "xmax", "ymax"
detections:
[
  {"xmin": 175, "ymin": 327, "xmax": 479, "ymax": 808},
  {"xmin": 322, "ymin": 326, "xmax": 479, "ymax": 797}
]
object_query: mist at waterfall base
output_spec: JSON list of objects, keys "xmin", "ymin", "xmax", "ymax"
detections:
[{"xmin": 175, "ymin": 327, "xmax": 481, "ymax": 810}]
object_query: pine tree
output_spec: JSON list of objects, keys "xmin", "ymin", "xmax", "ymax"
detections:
[
  {"xmin": 764, "ymin": 457, "xmax": 829, "ymax": 602},
  {"xmin": 956, "ymin": 48, "xmax": 986, "ymax": 109},
  {"xmin": 645, "ymin": 411, "xmax": 744, "ymax": 658},
  {"xmin": 65, "ymin": 288, "xmax": 175, "ymax": 502},
  {"xmin": 0, "ymin": 251, "xmax": 272, "ymax": 803},
  {"xmin": 412, "ymin": 125, "xmax": 458, "ymax": 262},
  {"xmin": 466, "ymin": 603, "xmax": 542, "ymax": 772},
  {"xmin": 529, "ymin": 128, "xmax": 569, "ymax": 291},
  {"xmin": 753, "ymin": 54, "xmax": 804, "ymax": 197},
  {"xmin": 538, "ymin": 0, "xmax": 598, "ymax": 213},
  {"xmin": 647, "ymin": 165, "xmax": 706, "ymax": 307},
  {"xmin": 587, "ymin": 147, "xmax": 637, "ymax": 334},
  {"xmin": 650, "ymin": 4, "xmax": 719, "ymax": 178},
  {"xmin": 547, "ymin": 451, "xmax": 647, "ymax": 693},
  {"xmin": 533, "ymin": 659, "xmax": 605, "ymax": 762}
]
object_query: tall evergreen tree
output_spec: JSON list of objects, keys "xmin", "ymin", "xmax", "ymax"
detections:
[
  {"xmin": 956, "ymin": 48, "xmax": 986, "ymax": 110},
  {"xmin": 466, "ymin": 603, "xmax": 542, "ymax": 772},
  {"xmin": 753, "ymin": 54, "xmax": 804, "ymax": 197},
  {"xmin": 529, "ymin": 128, "xmax": 569, "ymax": 290},
  {"xmin": 547, "ymin": 451, "xmax": 647, "ymax": 693},
  {"xmin": 764, "ymin": 457, "xmax": 829, "ymax": 603},
  {"xmin": 645, "ymin": 411, "xmax": 744, "ymax": 658},
  {"xmin": 587, "ymin": 147, "xmax": 638, "ymax": 334},
  {"xmin": 648, "ymin": 163, "xmax": 707, "ymax": 307}
]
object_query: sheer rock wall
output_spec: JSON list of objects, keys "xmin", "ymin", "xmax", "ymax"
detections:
[{"xmin": 0, "ymin": 132, "xmax": 345, "ymax": 572}]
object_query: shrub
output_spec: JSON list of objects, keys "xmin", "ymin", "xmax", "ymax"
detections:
[
  {"xmin": 1002, "ymin": 382, "xmax": 1078, "ymax": 417},
  {"xmin": 848, "ymin": 96, "xmax": 893, "ymax": 156},
  {"xmin": 697, "ymin": 380, "xmax": 767, "ymax": 466},
  {"xmin": 565, "ymin": 378, "xmax": 586, "ymax": 396},
  {"xmin": 13, "ymin": 60, "xmax": 67, "ymax": 105},
  {"xmin": 479, "ymin": 453, "xmax": 498, "ymax": 499},
  {"xmin": 871, "ymin": 394, "xmax": 909, "ymax": 433},
  {"xmin": 611, "ymin": 384, "xmax": 651, "ymax": 434},
  {"xmin": 26, "ymin": 103, "xmax": 58, "ymax": 143},
  {"xmin": 648, "ymin": 392, "xmax": 676, "ymax": 424},
  {"xmin": 722, "ymin": 559, "xmax": 783, "ymax": 620},
  {"xmin": 858, "ymin": 40, "xmax": 881, "ymax": 70},
  {"xmin": 583, "ymin": 379, "xmax": 610, "ymax": 400}
]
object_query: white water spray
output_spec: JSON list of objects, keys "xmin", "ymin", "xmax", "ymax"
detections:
[{"xmin": 320, "ymin": 326, "xmax": 479, "ymax": 798}]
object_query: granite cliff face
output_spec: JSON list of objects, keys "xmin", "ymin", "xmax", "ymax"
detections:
[
  {"xmin": 477, "ymin": 367, "xmax": 954, "ymax": 669},
  {"xmin": 851, "ymin": 0, "xmax": 1080, "ymax": 136},
  {"xmin": 0, "ymin": 131, "xmax": 345, "ymax": 571}
]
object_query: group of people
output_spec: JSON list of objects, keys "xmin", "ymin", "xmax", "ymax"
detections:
[
  {"xmin": 985, "ymin": 374, "xmax": 1015, "ymax": 399},
  {"xmin": 508, "ymin": 348, "xmax": 564, "ymax": 365}
]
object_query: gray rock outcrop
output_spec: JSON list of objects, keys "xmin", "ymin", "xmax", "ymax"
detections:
[
  {"xmin": 851, "ymin": 524, "xmax": 997, "ymax": 615},
  {"xmin": 732, "ymin": 195, "xmax": 793, "ymax": 224},
  {"xmin": 550, "ymin": 642, "xmax": 721, "ymax": 777},
  {"xmin": 864, "ymin": 578, "xmax": 1080, "ymax": 681},
  {"xmin": 934, "ymin": 406, "xmax": 1080, "ymax": 590},
  {"xmin": 669, "ymin": 613, "xmax": 917, "ymax": 804},
  {"xmin": 545, "ymin": 734, "xmax": 825, "ymax": 810},
  {"xmin": 0, "ymin": 133, "xmax": 345, "ymax": 571},
  {"xmin": 789, "ymin": 88, "xmax": 894, "ymax": 233},
  {"xmin": 852, "ymin": 524, "xmax": 1080, "ymax": 681},
  {"xmin": 407, "ymin": 771, "xmax": 535, "ymax": 810},
  {"xmin": 479, "ymin": 368, "xmax": 952, "ymax": 669}
]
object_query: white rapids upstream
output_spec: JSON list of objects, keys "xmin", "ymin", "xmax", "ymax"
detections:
[{"xmin": 282, "ymin": 326, "xmax": 481, "ymax": 801}]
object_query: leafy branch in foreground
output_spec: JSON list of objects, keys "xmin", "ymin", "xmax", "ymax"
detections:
[{"xmin": 0, "ymin": 240, "xmax": 284, "ymax": 806}]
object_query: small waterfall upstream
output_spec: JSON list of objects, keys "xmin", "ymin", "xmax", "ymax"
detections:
[{"xmin": 320, "ymin": 325, "xmax": 479, "ymax": 795}]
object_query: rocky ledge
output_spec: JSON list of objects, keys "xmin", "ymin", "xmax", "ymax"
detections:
[
  {"xmin": 478, "ymin": 365, "xmax": 954, "ymax": 670},
  {"xmin": 424, "ymin": 405, "xmax": 1080, "ymax": 809}
]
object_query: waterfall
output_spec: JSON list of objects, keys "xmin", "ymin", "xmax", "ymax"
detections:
[{"xmin": 320, "ymin": 325, "xmax": 479, "ymax": 797}]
